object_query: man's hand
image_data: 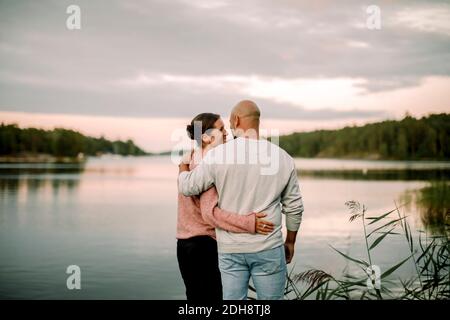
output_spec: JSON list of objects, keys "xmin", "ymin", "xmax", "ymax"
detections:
[
  {"xmin": 179, "ymin": 162, "xmax": 189, "ymax": 173},
  {"xmin": 284, "ymin": 242, "xmax": 295, "ymax": 264},
  {"xmin": 179, "ymin": 150, "xmax": 193, "ymax": 173},
  {"xmin": 284, "ymin": 230, "xmax": 298, "ymax": 264},
  {"xmin": 180, "ymin": 150, "xmax": 192, "ymax": 165}
]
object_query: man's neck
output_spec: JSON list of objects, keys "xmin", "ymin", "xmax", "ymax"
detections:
[{"xmin": 236, "ymin": 128, "xmax": 259, "ymax": 140}]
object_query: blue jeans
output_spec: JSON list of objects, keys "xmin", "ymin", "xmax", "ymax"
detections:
[{"xmin": 218, "ymin": 245, "xmax": 287, "ymax": 300}]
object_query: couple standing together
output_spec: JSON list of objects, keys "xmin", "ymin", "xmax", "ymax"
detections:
[{"xmin": 176, "ymin": 100, "xmax": 304, "ymax": 300}]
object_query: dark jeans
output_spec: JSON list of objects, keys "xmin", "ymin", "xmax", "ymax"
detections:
[{"xmin": 177, "ymin": 235, "xmax": 223, "ymax": 301}]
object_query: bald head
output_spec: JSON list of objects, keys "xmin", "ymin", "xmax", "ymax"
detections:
[
  {"xmin": 231, "ymin": 100, "xmax": 261, "ymax": 120},
  {"xmin": 229, "ymin": 100, "xmax": 261, "ymax": 138}
]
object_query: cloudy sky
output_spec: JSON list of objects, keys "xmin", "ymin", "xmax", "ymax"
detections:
[{"xmin": 1, "ymin": 0, "xmax": 449, "ymax": 151}]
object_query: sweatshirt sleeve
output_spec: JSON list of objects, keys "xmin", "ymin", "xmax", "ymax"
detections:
[
  {"xmin": 280, "ymin": 166, "xmax": 304, "ymax": 231},
  {"xmin": 178, "ymin": 159, "xmax": 214, "ymax": 196},
  {"xmin": 199, "ymin": 187, "xmax": 256, "ymax": 234}
]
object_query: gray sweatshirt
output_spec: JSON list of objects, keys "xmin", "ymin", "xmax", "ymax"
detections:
[{"xmin": 178, "ymin": 137, "xmax": 304, "ymax": 254}]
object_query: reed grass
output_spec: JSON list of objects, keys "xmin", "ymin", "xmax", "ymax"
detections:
[{"xmin": 283, "ymin": 197, "xmax": 449, "ymax": 300}]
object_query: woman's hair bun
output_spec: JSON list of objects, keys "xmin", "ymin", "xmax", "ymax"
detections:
[{"xmin": 186, "ymin": 124, "xmax": 195, "ymax": 140}]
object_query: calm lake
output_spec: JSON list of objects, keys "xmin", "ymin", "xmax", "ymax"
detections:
[{"xmin": 0, "ymin": 155, "xmax": 449, "ymax": 299}]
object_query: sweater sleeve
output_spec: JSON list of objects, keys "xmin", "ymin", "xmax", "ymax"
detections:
[
  {"xmin": 280, "ymin": 167, "xmax": 304, "ymax": 231},
  {"xmin": 199, "ymin": 187, "xmax": 256, "ymax": 234}
]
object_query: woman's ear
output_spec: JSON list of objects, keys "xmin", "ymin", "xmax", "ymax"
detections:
[{"xmin": 201, "ymin": 133, "xmax": 211, "ymax": 145}]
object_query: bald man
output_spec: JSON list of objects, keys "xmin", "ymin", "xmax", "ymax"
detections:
[
  {"xmin": 229, "ymin": 100, "xmax": 261, "ymax": 139},
  {"xmin": 178, "ymin": 100, "xmax": 304, "ymax": 300}
]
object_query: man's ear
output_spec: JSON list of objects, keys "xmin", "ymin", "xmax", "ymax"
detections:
[{"xmin": 235, "ymin": 115, "xmax": 240, "ymax": 128}]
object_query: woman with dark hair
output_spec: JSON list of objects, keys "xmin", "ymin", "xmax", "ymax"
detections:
[{"xmin": 176, "ymin": 113, "xmax": 274, "ymax": 301}]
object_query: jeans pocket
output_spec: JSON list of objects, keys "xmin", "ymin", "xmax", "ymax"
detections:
[
  {"xmin": 258, "ymin": 246, "xmax": 286, "ymax": 275},
  {"xmin": 219, "ymin": 253, "xmax": 245, "ymax": 272}
]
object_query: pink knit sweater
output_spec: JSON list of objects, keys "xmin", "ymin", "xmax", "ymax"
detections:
[{"xmin": 176, "ymin": 152, "xmax": 256, "ymax": 240}]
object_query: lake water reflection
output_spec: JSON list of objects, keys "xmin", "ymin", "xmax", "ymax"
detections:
[{"xmin": 0, "ymin": 156, "xmax": 448, "ymax": 299}]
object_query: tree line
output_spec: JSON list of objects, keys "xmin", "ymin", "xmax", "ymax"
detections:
[
  {"xmin": 274, "ymin": 113, "xmax": 449, "ymax": 160},
  {"xmin": 0, "ymin": 123, "xmax": 147, "ymax": 157}
]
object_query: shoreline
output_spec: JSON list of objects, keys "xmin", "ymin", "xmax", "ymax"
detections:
[
  {"xmin": 0, "ymin": 154, "xmax": 86, "ymax": 164},
  {"xmin": 1, "ymin": 153, "xmax": 449, "ymax": 164},
  {"xmin": 0, "ymin": 153, "xmax": 155, "ymax": 164}
]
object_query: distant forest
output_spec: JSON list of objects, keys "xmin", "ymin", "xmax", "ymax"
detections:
[
  {"xmin": 0, "ymin": 124, "xmax": 147, "ymax": 157},
  {"xmin": 275, "ymin": 113, "xmax": 449, "ymax": 160},
  {"xmin": 2, "ymin": 113, "xmax": 449, "ymax": 160}
]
